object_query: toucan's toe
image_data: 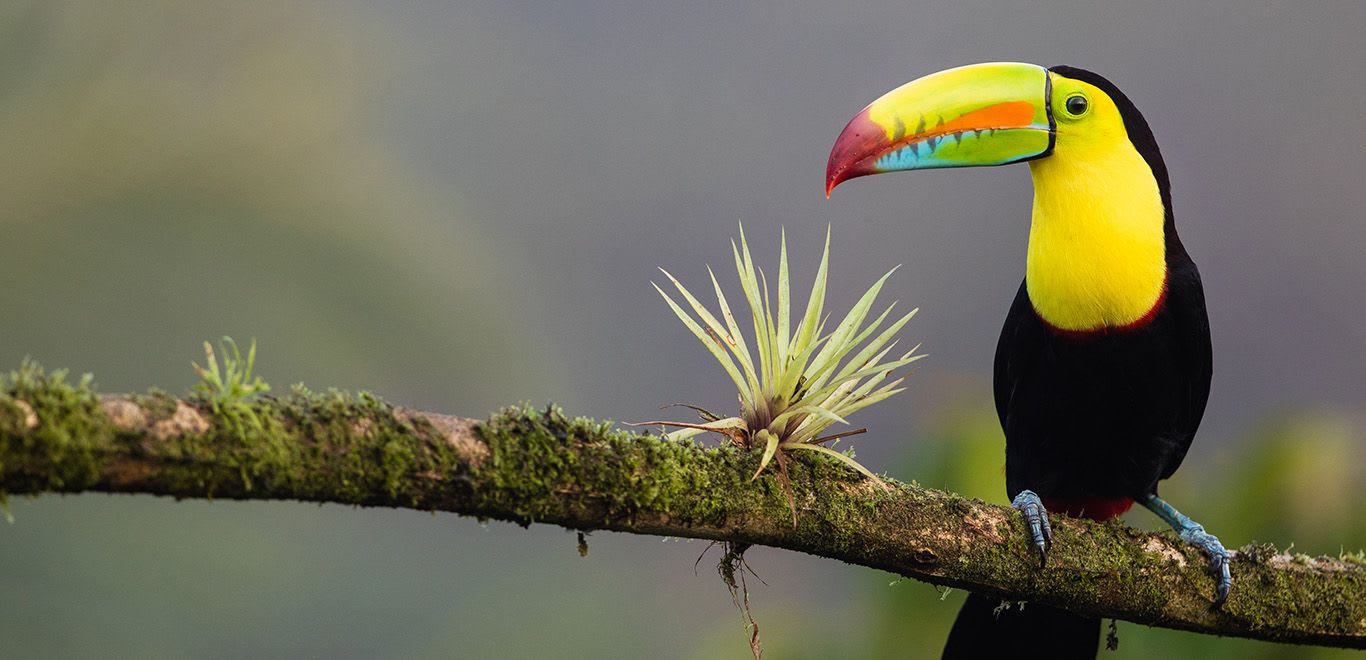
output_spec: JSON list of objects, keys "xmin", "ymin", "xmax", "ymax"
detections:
[
  {"xmin": 1012, "ymin": 490, "xmax": 1053, "ymax": 568},
  {"xmin": 1142, "ymin": 494, "xmax": 1232, "ymax": 606},
  {"xmin": 1182, "ymin": 526, "xmax": 1231, "ymax": 606}
]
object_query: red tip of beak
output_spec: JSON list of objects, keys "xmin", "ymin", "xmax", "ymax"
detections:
[{"xmin": 825, "ymin": 107, "xmax": 887, "ymax": 198}]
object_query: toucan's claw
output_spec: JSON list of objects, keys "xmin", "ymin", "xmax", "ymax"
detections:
[
  {"xmin": 1142, "ymin": 493, "xmax": 1232, "ymax": 606},
  {"xmin": 1181, "ymin": 525, "xmax": 1232, "ymax": 607},
  {"xmin": 1011, "ymin": 490, "xmax": 1053, "ymax": 568}
]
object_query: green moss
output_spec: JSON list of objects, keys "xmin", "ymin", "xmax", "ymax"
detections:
[
  {"xmin": 0, "ymin": 360, "xmax": 465, "ymax": 510},
  {"xmin": 472, "ymin": 404, "xmax": 807, "ymax": 528},
  {"xmin": 0, "ymin": 360, "xmax": 111, "ymax": 496},
  {"xmin": 1226, "ymin": 560, "xmax": 1366, "ymax": 637},
  {"xmin": 241, "ymin": 387, "xmax": 460, "ymax": 506},
  {"xmin": 132, "ymin": 389, "xmax": 180, "ymax": 420},
  {"xmin": 6, "ymin": 366, "xmax": 1362, "ymax": 645},
  {"xmin": 1239, "ymin": 541, "xmax": 1281, "ymax": 565}
]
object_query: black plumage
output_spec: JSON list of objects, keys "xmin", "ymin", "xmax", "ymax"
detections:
[
  {"xmin": 945, "ymin": 67, "xmax": 1213, "ymax": 659},
  {"xmin": 994, "ymin": 66, "xmax": 1212, "ymax": 511}
]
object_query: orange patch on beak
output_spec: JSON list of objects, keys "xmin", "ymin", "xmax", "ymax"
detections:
[
  {"xmin": 897, "ymin": 100, "xmax": 1037, "ymax": 145},
  {"xmin": 826, "ymin": 100, "xmax": 1038, "ymax": 197}
]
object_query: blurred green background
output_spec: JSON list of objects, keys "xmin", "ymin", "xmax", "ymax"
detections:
[{"xmin": 1, "ymin": 2, "xmax": 1362, "ymax": 658}]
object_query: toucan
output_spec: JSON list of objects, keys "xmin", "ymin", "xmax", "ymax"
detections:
[{"xmin": 825, "ymin": 63, "xmax": 1230, "ymax": 659}]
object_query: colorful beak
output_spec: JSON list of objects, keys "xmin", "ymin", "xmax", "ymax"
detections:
[{"xmin": 825, "ymin": 62, "xmax": 1056, "ymax": 197}]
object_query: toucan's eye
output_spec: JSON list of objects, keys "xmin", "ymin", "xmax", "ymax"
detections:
[{"xmin": 1065, "ymin": 95, "xmax": 1089, "ymax": 116}]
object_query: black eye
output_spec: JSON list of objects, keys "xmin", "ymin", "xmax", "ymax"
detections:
[{"xmin": 1065, "ymin": 95, "xmax": 1089, "ymax": 116}]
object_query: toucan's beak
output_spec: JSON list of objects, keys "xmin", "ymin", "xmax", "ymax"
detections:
[{"xmin": 826, "ymin": 62, "xmax": 1055, "ymax": 197}]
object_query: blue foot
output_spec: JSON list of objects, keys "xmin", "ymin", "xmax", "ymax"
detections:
[
  {"xmin": 1012, "ymin": 490, "xmax": 1053, "ymax": 568},
  {"xmin": 1142, "ymin": 494, "xmax": 1231, "ymax": 606}
]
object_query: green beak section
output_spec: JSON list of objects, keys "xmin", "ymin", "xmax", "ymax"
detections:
[{"xmin": 826, "ymin": 62, "xmax": 1055, "ymax": 196}]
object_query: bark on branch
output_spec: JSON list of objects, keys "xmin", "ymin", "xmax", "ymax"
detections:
[{"xmin": 0, "ymin": 371, "xmax": 1362, "ymax": 649}]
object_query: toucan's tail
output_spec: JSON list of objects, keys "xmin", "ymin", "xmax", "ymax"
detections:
[{"xmin": 942, "ymin": 592, "xmax": 1099, "ymax": 660}]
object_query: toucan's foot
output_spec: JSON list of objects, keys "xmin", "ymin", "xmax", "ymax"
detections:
[
  {"xmin": 1142, "ymin": 494, "xmax": 1231, "ymax": 606},
  {"xmin": 1012, "ymin": 490, "xmax": 1053, "ymax": 568},
  {"xmin": 1182, "ymin": 525, "xmax": 1231, "ymax": 605}
]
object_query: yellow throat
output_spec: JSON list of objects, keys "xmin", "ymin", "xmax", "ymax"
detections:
[{"xmin": 1024, "ymin": 124, "xmax": 1168, "ymax": 332}]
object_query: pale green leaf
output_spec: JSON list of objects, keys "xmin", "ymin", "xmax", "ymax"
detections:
[
  {"xmin": 791, "ymin": 225, "xmax": 830, "ymax": 360},
  {"xmin": 759, "ymin": 265, "xmax": 778, "ymax": 395},
  {"xmin": 832, "ymin": 307, "xmax": 917, "ymax": 383},
  {"xmin": 665, "ymin": 427, "xmax": 708, "ymax": 441},
  {"xmin": 805, "ymin": 266, "xmax": 899, "ymax": 390},
  {"xmin": 777, "ymin": 228, "xmax": 791, "ymax": 367},
  {"xmin": 637, "ymin": 416, "xmax": 747, "ymax": 433},
  {"xmin": 774, "ymin": 330, "xmax": 830, "ymax": 402},
  {"xmin": 832, "ymin": 384, "xmax": 906, "ymax": 419},
  {"xmin": 782, "ymin": 442, "xmax": 891, "ymax": 490},
  {"xmin": 706, "ymin": 266, "xmax": 760, "ymax": 392},
  {"xmin": 842, "ymin": 349, "xmax": 908, "ymax": 401},
  {"xmin": 804, "ymin": 352, "xmax": 923, "ymax": 407},
  {"xmin": 852, "ymin": 346, "xmax": 920, "ymax": 395},
  {"xmin": 831, "ymin": 372, "xmax": 910, "ymax": 419},
  {"xmin": 659, "ymin": 268, "xmax": 743, "ymax": 364},
  {"xmin": 771, "ymin": 403, "xmax": 849, "ymax": 430},
  {"xmin": 654, "ymin": 282, "xmax": 751, "ymax": 404},
  {"xmin": 788, "ymin": 380, "xmax": 860, "ymax": 441},
  {"xmin": 752, "ymin": 429, "xmax": 781, "ymax": 480},
  {"xmin": 733, "ymin": 228, "xmax": 771, "ymax": 389}
]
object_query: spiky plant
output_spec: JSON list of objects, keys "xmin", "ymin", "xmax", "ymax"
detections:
[
  {"xmin": 649, "ymin": 226, "xmax": 921, "ymax": 498},
  {"xmin": 191, "ymin": 337, "xmax": 270, "ymax": 439},
  {"xmin": 192, "ymin": 337, "xmax": 269, "ymax": 406}
]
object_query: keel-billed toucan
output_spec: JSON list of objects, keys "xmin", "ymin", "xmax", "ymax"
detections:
[{"xmin": 826, "ymin": 63, "xmax": 1229, "ymax": 659}]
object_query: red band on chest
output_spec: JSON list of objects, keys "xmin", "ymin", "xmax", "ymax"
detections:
[
  {"xmin": 1041, "ymin": 283, "xmax": 1168, "ymax": 340},
  {"xmin": 1042, "ymin": 496, "xmax": 1134, "ymax": 521}
]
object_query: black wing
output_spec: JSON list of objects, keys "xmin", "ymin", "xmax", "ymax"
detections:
[
  {"xmin": 1157, "ymin": 257, "xmax": 1213, "ymax": 480},
  {"xmin": 993, "ymin": 279, "xmax": 1046, "ymax": 431}
]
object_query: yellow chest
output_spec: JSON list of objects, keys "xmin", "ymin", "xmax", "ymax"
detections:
[{"xmin": 1025, "ymin": 149, "xmax": 1167, "ymax": 332}]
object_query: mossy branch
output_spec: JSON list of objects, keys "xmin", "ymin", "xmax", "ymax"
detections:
[{"xmin": 1, "ymin": 367, "xmax": 1362, "ymax": 649}]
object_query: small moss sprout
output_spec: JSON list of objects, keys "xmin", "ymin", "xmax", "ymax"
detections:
[{"xmin": 192, "ymin": 337, "xmax": 270, "ymax": 439}]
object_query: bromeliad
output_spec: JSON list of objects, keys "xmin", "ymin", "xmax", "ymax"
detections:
[{"xmin": 645, "ymin": 226, "xmax": 920, "ymax": 518}]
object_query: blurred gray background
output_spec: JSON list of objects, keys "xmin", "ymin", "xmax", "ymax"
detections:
[{"xmin": 1, "ymin": 1, "xmax": 1362, "ymax": 658}]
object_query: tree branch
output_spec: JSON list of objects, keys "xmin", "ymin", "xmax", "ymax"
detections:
[{"xmin": 1, "ymin": 369, "xmax": 1362, "ymax": 649}]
